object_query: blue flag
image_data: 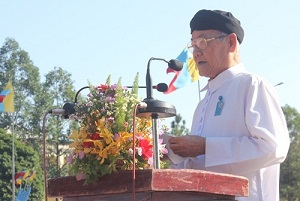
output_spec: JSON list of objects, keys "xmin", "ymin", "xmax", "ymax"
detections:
[{"xmin": 164, "ymin": 47, "xmax": 199, "ymax": 94}]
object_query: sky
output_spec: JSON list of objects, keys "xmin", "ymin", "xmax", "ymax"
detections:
[{"xmin": 1, "ymin": 1, "xmax": 300, "ymax": 129}]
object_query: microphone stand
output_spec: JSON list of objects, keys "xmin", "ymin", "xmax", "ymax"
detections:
[
  {"xmin": 151, "ymin": 113, "xmax": 160, "ymax": 169},
  {"xmin": 137, "ymin": 57, "xmax": 177, "ymax": 169}
]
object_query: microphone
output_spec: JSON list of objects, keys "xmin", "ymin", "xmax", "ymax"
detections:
[
  {"xmin": 62, "ymin": 102, "xmax": 76, "ymax": 119},
  {"xmin": 126, "ymin": 83, "xmax": 168, "ymax": 93},
  {"xmin": 48, "ymin": 109, "xmax": 65, "ymax": 115},
  {"xmin": 154, "ymin": 83, "xmax": 168, "ymax": 92},
  {"xmin": 168, "ymin": 59, "xmax": 183, "ymax": 71}
]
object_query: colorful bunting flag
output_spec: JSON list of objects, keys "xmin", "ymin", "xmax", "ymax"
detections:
[
  {"xmin": 15, "ymin": 170, "xmax": 36, "ymax": 201},
  {"xmin": 164, "ymin": 47, "xmax": 199, "ymax": 94},
  {"xmin": 0, "ymin": 81, "xmax": 14, "ymax": 112}
]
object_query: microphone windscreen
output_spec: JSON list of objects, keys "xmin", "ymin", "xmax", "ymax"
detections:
[
  {"xmin": 168, "ymin": 59, "xmax": 183, "ymax": 71},
  {"xmin": 156, "ymin": 83, "xmax": 168, "ymax": 92},
  {"xmin": 63, "ymin": 102, "xmax": 76, "ymax": 115}
]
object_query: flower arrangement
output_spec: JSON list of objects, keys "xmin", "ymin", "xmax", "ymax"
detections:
[{"xmin": 67, "ymin": 75, "xmax": 167, "ymax": 184}]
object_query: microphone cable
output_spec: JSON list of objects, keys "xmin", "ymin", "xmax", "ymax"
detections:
[{"xmin": 132, "ymin": 104, "xmax": 138, "ymax": 201}]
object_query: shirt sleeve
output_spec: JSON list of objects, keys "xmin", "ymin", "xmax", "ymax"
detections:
[{"xmin": 205, "ymin": 78, "xmax": 290, "ymax": 174}]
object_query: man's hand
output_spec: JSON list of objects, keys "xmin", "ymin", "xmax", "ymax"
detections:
[{"xmin": 169, "ymin": 135, "xmax": 206, "ymax": 157}]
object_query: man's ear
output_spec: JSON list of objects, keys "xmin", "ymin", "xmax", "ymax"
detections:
[{"xmin": 228, "ymin": 33, "xmax": 238, "ymax": 52}]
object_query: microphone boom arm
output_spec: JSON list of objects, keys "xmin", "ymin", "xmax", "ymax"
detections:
[{"xmin": 146, "ymin": 57, "xmax": 169, "ymax": 99}]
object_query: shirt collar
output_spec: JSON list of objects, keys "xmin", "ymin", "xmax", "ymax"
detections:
[{"xmin": 200, "ymin": 63, "xmax": 246, "ymax": 93}]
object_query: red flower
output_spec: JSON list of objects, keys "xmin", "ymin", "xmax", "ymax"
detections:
[
  {"xmin": 139, "ymin": 139, "xmax": 153, "ymax": 159},
  {"xmin": 83, "ymin": 133, "xmax": 100, "ymax": 148},
  {"xmin": 98, "ymin": 84, "xmax": 108, "ymax": 92},
  {"xmin": 91, "ymin": 133, "xmax": 100, "ymax": 140},
  {"xmin": 83, "ymin": 141, "xmax": 93, "ymax": 148}
]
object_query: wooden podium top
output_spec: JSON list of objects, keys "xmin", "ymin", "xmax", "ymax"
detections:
[{"xmin": 48, "ymin": 169, "xmax": 248, "ymax": 200}]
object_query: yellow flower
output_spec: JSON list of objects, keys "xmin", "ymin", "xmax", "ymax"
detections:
[
  {"xmin": 99, "ymin": 149, "xmax": 107, "ymax": 164},
  {"xmin": 69, "ymin": 130, "xmax": 80, "ymax": 148},
  {"xmin": 69, "ymin": 129, "xmax": 80, "ymax": 140},
  {"xmin": 94, "ymin": 140, "xmax": 104, "ymax": 150},
  {"xmin": 69, "ymin": 128, "xmax": 89, "ymax": 148},
  {"xmin": 96, "ymin": 117, "xmax": 114, "ymax": 144}
]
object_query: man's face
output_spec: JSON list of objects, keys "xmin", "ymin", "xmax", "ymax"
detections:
[{"xmin": 191, "ymin": 30, "xmax": 230, "ymax": 79}]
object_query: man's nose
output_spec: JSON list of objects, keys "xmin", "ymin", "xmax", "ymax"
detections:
[{"xmin": 193, "ymin": 49, "xmax": 204, "ymax": 56}]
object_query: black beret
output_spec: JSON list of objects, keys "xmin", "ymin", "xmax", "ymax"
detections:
[{"xmin": 190, "ymin": 9, "xmax": 244, "ymax": 44}]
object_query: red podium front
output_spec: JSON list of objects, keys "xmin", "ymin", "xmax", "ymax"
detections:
[{"xmin": 48, "ymin": 169, "xmax": 248, "ymax": 201}]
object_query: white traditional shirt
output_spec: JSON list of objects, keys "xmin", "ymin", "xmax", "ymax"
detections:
[{"xmin": 172, "ymin": 63, "xmax": 290, "ymax": 201}]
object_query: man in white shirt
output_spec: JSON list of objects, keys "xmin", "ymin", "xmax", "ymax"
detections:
[{"xmin": 168, "ymin": 9, "xmax": 290, "ymax": 201}]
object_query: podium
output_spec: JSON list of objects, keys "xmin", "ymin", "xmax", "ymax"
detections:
[{"xmin": 48, "ymin": 169, "xmax": 248, "ymax": 201}]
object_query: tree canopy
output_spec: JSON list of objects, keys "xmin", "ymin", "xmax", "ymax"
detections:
[
  {"xmin": 0, "ymin": 129, "xmax": 44, "ymax": 200},
  {"xmin": 0, "ymin": 38, "xmax": 79, "ymax": 199},
  {"xmin": 280, "ymin": 105, "xmax": 300, "ymax": 200}
]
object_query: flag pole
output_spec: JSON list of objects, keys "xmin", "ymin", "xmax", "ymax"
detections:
[
  {"xmin": 0, "ymin": 81, "xmax": 15, "ymax": 200},
  {"xmin": 12, "ymin": 115, "xmax": 15, "ymax": 201}
]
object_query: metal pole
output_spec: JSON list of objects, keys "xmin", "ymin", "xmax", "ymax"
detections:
[
  {"xmin": 274, "ymin": 82, "xmax": 284, "ymax": 87},
  {"xmin": 42, "ymin": 112, "xmax": 49, "ymax": 201},
  {"xmin": 151, "ymin": 114, "xmax": 160, "ymax": 169},
  {"xmin": 12, "ymin": 120, "xmax": 15, "ymax": 201}
]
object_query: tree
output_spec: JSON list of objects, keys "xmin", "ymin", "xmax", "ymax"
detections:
[
  {"xmin": 0, "ymin": 129, "xmax": 43, "ymax": 200},
  {"xmin": 0, "ymin": 38, "xmax": 43, "ymax": 147},
  {"xmin": 42, "ymin": 67, "xmax": 79, "ymax": 179},
  {"xmin": 280, "ymin": 105, "xmax": 300, "ymax": 200},
  {"xmin": 170, "ymin": 113, "xmax": 189, "ymax": 136},
  {"xmin": 0, "ymin": 38, "xmax": 79, "ymax": 199}
]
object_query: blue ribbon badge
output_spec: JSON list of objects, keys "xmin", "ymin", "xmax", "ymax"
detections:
[{"xmin": 214, "ymin": 96, "xmax": 224, "ymax": 116}]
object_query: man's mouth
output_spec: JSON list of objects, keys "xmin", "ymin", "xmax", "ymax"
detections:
[{"xmin": 198, "ymin": 61, "xmax": 206, "ymax": 65}]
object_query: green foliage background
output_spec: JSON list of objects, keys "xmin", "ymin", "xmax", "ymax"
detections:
[
  {"xmin": 0, "ymin": 129, "xmax": 43, "ymax": 200},
  {"xmin": 280, "ymin": 105, "xmax": 300, "ymax": 201}
]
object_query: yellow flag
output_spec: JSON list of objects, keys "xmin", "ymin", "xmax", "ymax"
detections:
[{"xmin": 0, "ymin": 81, "xmax": 14, "ymax": 112}]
